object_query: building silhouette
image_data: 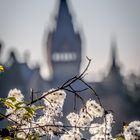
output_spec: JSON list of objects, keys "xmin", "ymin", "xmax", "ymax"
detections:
[
  {"xmin": 0, "ymin": 0, "xmax": 140, "ymax": 137},
  {"xmin": 92, "ymin": 39, "xmax": 132, "ymax": 134},
  {"xmin": 46, "ymin": 0, "xmax": 82, "ymax": 86}
]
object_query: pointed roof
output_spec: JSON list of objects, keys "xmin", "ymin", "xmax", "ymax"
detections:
[
  {"xmin": 111, "ymin": 38, "xmax": 118, "ymax": 69},
  {"xmin": 56, "ymin": 0, "xmax": 73, "ymax": 30},
  {"xmin": 103, "ymin": 38, "xmax": 124, "ymax": 88},
  {"xmin": 58, "ymin": 0, "xmax": 71, "ymax": 18}
]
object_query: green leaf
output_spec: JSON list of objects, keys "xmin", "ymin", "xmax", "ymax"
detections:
[
  {"xmin": 23, "ymin": 107, "xmax": 34, "ymax": 118},
  {"xmin": 0, "ymin": 65, "xmax": 5, "ymax": 72},
  {"xmin": 15, "ymin": 102, "xmax": 24, "ymax": 109},
  {"xmin": 116, "ymin": 135, "xmax": 125, "ymax": 140},
  {"xmin": 4, "ymin": 101, "xmax": 14, "ymax": 109},
  {"xmin": 12, "ymin": 137, "xmax": 25, "ymax": 140},
  {"xmin": 7, "ymin": 97, "xmax": 16, "ymax": 102},
  {"xmin": 34, "ymin": 106, "xmax": 44, "ymax": 110},
  {"xmin": 25, "ymin": 107, "xmax": 34, "ymax": 114},
  {"xmin": 0, "ymin": 113, "xmax": 6, "ymax": 120},
  {"xmin": 2, "ymin": 136, "xmax": 11, "ymax": 140},
  {"xmin": 0, "ymin": 98, "xmax": 6, "ymax": 103},
  {"xmin": 24, "ymin": 112, "xmax": 32, "ymax": 118}
]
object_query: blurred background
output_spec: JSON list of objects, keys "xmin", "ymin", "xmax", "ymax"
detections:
[{"xmin": 0, "ymin": 0, "xmax": 140, "ymax": 136}]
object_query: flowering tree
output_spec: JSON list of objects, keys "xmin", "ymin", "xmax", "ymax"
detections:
[{"xmin": 0, "ymin": 59, "xmax": 140, "ymax": 140}]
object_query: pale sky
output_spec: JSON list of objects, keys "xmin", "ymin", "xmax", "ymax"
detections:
[{"xmin": 0, "ymin": 0, "xmax": 140, "ymax": 81}]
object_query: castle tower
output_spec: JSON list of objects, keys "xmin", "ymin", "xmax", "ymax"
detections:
[
  {"xmin": 46, "ymin": 0, "xmax": 82, "ymax": 84},
  {"xmin": 110, "ymin": 39, "xmax": 120, "ymax": 72},
  {"xmin": 103, "ymin": 38, "xmax": 124, "ymax": 92}
]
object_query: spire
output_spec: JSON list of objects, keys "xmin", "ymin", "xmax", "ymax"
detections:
[
  {"xmin": 57, "ymin": 0, "xmax": 71, "ymax": 19},
  {"xmin": 103, "ymin": 37, "xmax": 123, "ymax": 88},
  {"xmin": 105, "ymin": 37, "xmax": 120, "ymax": 77},
  {"xmin": 55, "ymin": 0, "xmax": 73, "ymax": 32},
  {"xmin": 111, "ymin": 38, "xmax": 117, "ymax": 68},
  {"xmin": 45, "ymin": 0, "xmax": 82, "ymax": 82}
]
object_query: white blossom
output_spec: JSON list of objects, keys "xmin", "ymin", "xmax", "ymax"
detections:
[
  {"xmin": 43, "ymin": 89, "xmax": 66, "ymax": 117},
  {"xmin": 123, "ymin": 121, "xmax": 140, "ymax": 140},
  {"xmin": 3, "ymin": 88, "xmax": 140, "ymax": 140},
  {"xmin": 90, "ymin": 133, "xmax": 113, "ymax": 140},
  {"xmin": 89, "ymin": 113, "xmax": 114, "ymax": 139},
  {"xmin": 60, "ymin": 129, "xmax": 83, "ymax": 140},
  {"xmin": 5, "ymin": 89, "xmax": 27, "ymax": 123},
  {"xmin": 31, "ymin": 89, "xmax": 66, "ymax": 137},
  {"xmin": 66, "ymin": 107, "xmax": 93, "ymax": 129},
  {"xmin": 7, "ymin": 108, "xmax": 27, "ymax": 123},
  {"xmin": 77, "ymin": 110, "xmax": 92, "ymax": 128},
  {"xmin": 7, "ymin": 88, "xmax": 24, "ymax": 102},
  {"xmin": 43, "ymin": 89, "xmax": 66, "ymax": 106},
  {"xmin": 67, "ymin": 112, "xmax": 79, "ymax": 126},
  {"xmin": 66, "ymin": 99, "xmax": 104, "ymax": 131},
  {"xmin": 36, "ymin": 115, "xmax": 50, "ymax": 126},
  {"xmin": 35, "ymin": 118, "xmax": 63, "ymax": 137},
  {"xmin": 86, "ymin": 99, "xmax": 104, "ymax": 118},
  {"xmin": 16, "ymin": 131, "xmax": 27, "ymax": 139},
  {"xmin": 89, "ymin": 123, "xmax": 102, "ymax": 135}
]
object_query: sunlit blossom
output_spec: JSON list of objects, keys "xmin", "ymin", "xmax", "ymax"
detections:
[
  {"xmin": 89, "ymin": 113, "xmax": 114, "ymax": 139},
  {"xmin": 123, "ymin": 121, "xmax": 140, "ymax": 140},
  {"xmin": 60, "ymin": 129, "xmax": 83, "ymax": 140},
  {"xmin": 7, "ymin": 88, "xmax": 24, "ymax": 102},
  {"xmin": 2, "ymin": 88, "xmax": 140, "ymax": 140},
  {"xmin": 86, "ymin": 99, "xmax": 104, "ymax": 118}
]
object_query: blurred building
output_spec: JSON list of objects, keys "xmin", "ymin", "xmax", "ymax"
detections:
[
  {"xmin": 0, "ymin": 0, "xmax": 140, "ymax": 137},
  {"xmin": 46, "ymin": 0, "xmax": 82, "ymax": 86}
]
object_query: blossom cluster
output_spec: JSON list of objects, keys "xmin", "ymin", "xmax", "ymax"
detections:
[
  {"xmin": 34, "ymin": 89, "xmax": 66, "ymax": 137},
  {"xmin": 67, "ymin": 99, "xmax": 104, "ymax": 128},
  {"xmin": 4, "ymin": 88, "xmax": 66, "ymax": 139},
  {"xmin": 89, "ymin": 113, "xmax": 114, "ymax": 140},
  {"xmin": 5, "ymin": 88, "xmax": 26, "ymax": 123},
  {"xmin": 61, "ymin": 99, "xmax": 105, "ymax": 139},
  {"xmin": 42, "ymin": 89, "xmax": 66, "ymax": 117},
  {"xmin": 0, "ymin": 88, "xmax": 139, "ymax": 140},
  {"xmin": 123, "ymin": 121, "xmax": 140, "ymax": 140}
]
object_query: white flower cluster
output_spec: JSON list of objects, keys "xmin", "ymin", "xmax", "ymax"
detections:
[
  {"xmin": 67, "ymin": 99, "xmax": 104, "ymax": 128},
  {"xmin": 5, "ymin": 89, "xmax": 34, "ymax": 139},
  {"xmin": 61, "ymin": 99, "xmax": 104, "ymax": 139},
  {"xmin": 4, "ymin": 88, "xmax": 140, "ymax": 140},
  {"xmin": 6, "ymin": 88, "xmax": 26, "ymax": 123},
  {"xmin": 16, "ymin": 123, "xmax": 31, "ymax": 139},
  {"xmin": 43, "ymin": 89, "xmax": 66, "ymax": 117},
  {"xmin": 8, "ymin": 88, "xmax": 24, "ymax": 102},
  {"xmin": 60, "ymin": 129, "xmax": 83, "ymax": 140},
  {"xmin": 123, "ymin": 121, "xmax": 140, "ymax": 140},
  {"xmin": 34, "ymin": 89, "xmax": 66, "ymax": 137},
  {"xmin": 89, "ymin": 113, "xmax": 114, "ymax": 140},
  {"xmin": 86, "ymin": 99, "xmax": 104, "ymax": 118},
  {"xmin": 35, "ymin": 119, "xmax": 63, "ymax": 137},
  {"xmin": 5, "ymin": 88, "xmax": 66, "ymax": 139}
]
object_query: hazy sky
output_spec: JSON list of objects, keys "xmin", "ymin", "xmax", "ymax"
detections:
[{"xmin": 0, "ymin": 0, "xmax": 140, "ymax": 81}]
